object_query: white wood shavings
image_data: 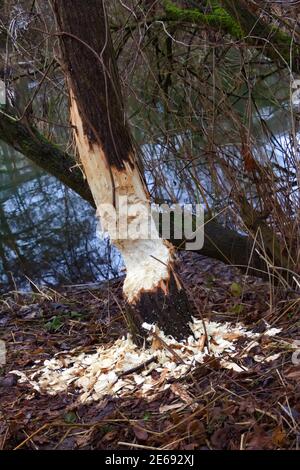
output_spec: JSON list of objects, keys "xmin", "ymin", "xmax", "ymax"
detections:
[{"xmin": 11, "ymin": 319, "xmax": 281, "ymax": 404}]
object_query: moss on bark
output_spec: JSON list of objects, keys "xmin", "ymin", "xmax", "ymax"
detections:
[
  {"xmin": 163, "ymin": 0, "xmax": 299, "ymax": 72},
  {"xmin": 221, "ymin": 0, "xmax": 299, "ymax": 72},
  {"xmin": 163, "ymin": 0, "xmax": 242, "ymax": 37}
]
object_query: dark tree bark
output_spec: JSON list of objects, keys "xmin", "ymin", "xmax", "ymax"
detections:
[{"xmin": 51, "ymin": 0, "xmax": 194, "ymax": 342}]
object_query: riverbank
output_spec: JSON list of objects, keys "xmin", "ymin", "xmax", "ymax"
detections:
[{"xmin": 1, "ymin": 253, "xmax": 299, "ymax": 450}]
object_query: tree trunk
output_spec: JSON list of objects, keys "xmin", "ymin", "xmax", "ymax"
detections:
[
  {"xmin": 51, "ymin": 0, "xmax": 194, "ymax": 343},
  {"xmin": 0, "ymin": 112, "xmax": 288, "ymax": 284}
]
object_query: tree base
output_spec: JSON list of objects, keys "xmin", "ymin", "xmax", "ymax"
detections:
[{"xmin": 125, "ymin": 269, "xmax": 194, "ymax": 345}]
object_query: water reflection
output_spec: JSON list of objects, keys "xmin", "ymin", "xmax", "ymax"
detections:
[{"xmin": 0, "ymin": 142, "xmax": 122, "ymax": 293}]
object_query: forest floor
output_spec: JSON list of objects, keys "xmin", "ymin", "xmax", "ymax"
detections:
[{"xmin": 0, "ymin": 252, "xmax": 299, "ymax": 450}]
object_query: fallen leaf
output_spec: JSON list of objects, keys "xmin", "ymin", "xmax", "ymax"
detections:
[
  {"xmin": 159, "ymin": 402, "xmax": 183, "ymax": 413},
  {"xmin": 272, "ymin": 427, "xmax": 286, "ymax": 446},
  {"xmin": 230, "ymin": 282, "xmax": 242, "ymax": 297},
  {"xmin": 171, "ymin": 383, "xmax": 197, "ymax": 411},
  {"xmin": 285, "ymin": 366, "xmax": 300, "ymax": 381},
  {"xmin": 102, "ymin": 431, "xmax": 118, "ymax": 443},
  {"xmin": 75, "ymin": 428, "xmax": 95, "ymax": 447},
  {"xmin": 223, "ymin": 332, "xmax": 243, "ymax": 341},
  {"xmin": 133, "ymin": 422, "xmax": 149, "ymax": 441},
  {"xmin": 187, "ymin": 420, "xmax": 206, "ymax": 440}
]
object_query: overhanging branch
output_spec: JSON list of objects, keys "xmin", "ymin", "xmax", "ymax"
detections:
[{"xmin": 0, "ymin": 112, "xmax": 95, "ymax": 207}]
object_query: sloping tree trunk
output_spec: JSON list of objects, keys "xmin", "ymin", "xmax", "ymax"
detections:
[{"xmin": 51, "ymin": 0, "xmax": 194, "ymax": 343}]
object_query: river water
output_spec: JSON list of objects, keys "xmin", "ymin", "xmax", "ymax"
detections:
[{"xmin": 0, "ymin": 142, "xmax": 122, "ymax": 293}]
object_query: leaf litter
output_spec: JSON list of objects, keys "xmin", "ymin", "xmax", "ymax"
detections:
[{"xmin": 1, "ymin": 253, "xmax": 300, "ymax": 450}]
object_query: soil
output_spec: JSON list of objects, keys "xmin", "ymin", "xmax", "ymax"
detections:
[{"xmin": 0, "ymin": 252, "xmax": 299, "ymax": 450}]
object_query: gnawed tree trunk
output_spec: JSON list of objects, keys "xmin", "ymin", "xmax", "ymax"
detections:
[
  {"xmin": 51, "ymin": 0, "xmax": 194, "ymax": 343},
  {"xmin": 0, "ymin": 113, "xmax": 285, "ymax": 283}
]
